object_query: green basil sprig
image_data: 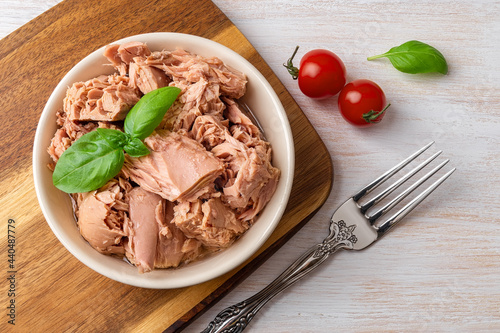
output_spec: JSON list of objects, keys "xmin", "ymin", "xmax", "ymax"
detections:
[
  {"xmin": 367, "ymin": 40, "xmax": 448, "ymax": 74},
  {"xmin": 52, "ymin": 86, "xmax": 181, "ymax": 193},
  {"xmin": 125, "ymin": 87, "xmax": 182, "ymax": 140}
]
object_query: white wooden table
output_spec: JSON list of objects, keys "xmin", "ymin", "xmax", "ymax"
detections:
[{"xmin": 2, "ymin": 1, "xmax": 499, "ymax": 332}]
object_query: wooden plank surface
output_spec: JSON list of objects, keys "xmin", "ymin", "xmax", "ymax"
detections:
[
  {"xmin": 2, "ymin": 1, "xmax": 500, "ymax": 333},
  {"xmin": 0, "ymin": 0, "xmax": 332, "ymax": 332}
]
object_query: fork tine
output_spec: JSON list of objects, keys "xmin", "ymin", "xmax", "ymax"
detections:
[
  {"xmin": 377, "ymin": 168, "xmax": 456, "ymax": 235},
  {"xmin": 352, "ymin": 141, "xmax": 435, "ymax": 202},
  {"xmin": 367, "ymin": 158, "xmax": 450, "ymax": 223},
  {"xmin": 359, "ymin": 150, "xmax": 443, "ymax": 214}
]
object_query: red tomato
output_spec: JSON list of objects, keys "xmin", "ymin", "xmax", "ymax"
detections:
[
  {"xmin": 338, "ymin": 79, "xmax": 390, "ymax": 127},
  {"xmin": 284, "ymin": 47, "xmax": 346, "ymax": 99}
]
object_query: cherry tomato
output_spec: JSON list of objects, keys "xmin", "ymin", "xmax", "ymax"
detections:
[
  {"xmin": 338, "ymin": 79, "xmax": 390, "ymax": 127},
  {"xmin": 284, "ymin": 46, "xmax": 346, "ymax": 99}
]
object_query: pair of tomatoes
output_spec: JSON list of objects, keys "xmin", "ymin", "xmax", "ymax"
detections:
[{"xmin": 284, "ymin": 47, "xmax": 389, "ymax": 127}]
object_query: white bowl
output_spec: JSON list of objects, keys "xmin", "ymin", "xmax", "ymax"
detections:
[{"xmin": 33, "ymin": 32, "xmax": 294, "ymax": 289}]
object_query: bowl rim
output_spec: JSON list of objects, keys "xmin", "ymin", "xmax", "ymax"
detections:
[{"xmin": 33, "ymin": 32, "xmax": 294, "ymax": 289}]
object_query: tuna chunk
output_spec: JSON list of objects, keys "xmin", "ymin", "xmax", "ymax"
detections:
[
  {"xmin": 64, "ymin": 74, "xmax": 140, "ymax": 122},
  {"xmin": 76, "ymin": 178, "xmax": 131, "ymax": 255},
  {"xmin": 104, "ymin": 42, "xmax": 168, "ymax": 94},
  {"xmin": 238, "ymin": 162, "xmax": 280, "ymax": 221},
  {"xmin": 145, "ymin": 48, "xmax": 247, "ymax": 99},
  {"xmin": 190, "ymin": 114, "xmax": 229, "ymax": 150},
  {"xmin": 116, "ymin": 41, "xmax": 151, "ymax": 64},
  {"xmin": 212, "ymin": 134, "xmax": 280, "ymax": 221},
  {"xmin": 124, "ymin": 187, "xmax": 163, "ymax": 273},
  {"xmin": 173, "ymin": 198, "xmax": 247, "ymax": 248},
  {"xmin": 207, "ymin": 58, "xmax": 247, "ymax": 99},
  {"xmin": 223, "ymin": 97, "xmax": 262, "ymax": 146},
  {"xmin": 47, "ymin": 128, "xmax": 72, "ymax": 165},
  {"xmin": 202, "ymin": 197, "xmax": 247, "ymax": 233},
  {"xmin": 155, "ymin": 200, "xmax": 204, "ymax": 268},
  {"xmin": 104, "ymin": 42, "xmax": 152, "ymax": 75},
  {"xmin": 164, "ymin": 77, "xmax": 226, "ymax": 131},
  {"xmin": 124, "ymin": 189, "xmax": 204, "ymax": 271},
  {"xmin": 129, "ymin": 61, "xmax": 169, "ymax": 94},
  {"xmin": 123, "ymin": 131, "xmax": 224, "ymax": 202}
]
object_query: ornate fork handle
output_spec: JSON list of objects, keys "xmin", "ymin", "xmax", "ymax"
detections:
[{"xmin": 202, "ymin": 219, "xmax": 358, "ymax": 333}]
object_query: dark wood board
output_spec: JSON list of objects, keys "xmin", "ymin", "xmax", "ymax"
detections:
[{"xmin": 0, "ymin": 0, "xmax": 333, "ymax": 331}]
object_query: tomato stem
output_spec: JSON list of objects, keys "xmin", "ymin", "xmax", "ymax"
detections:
[
  {"xmin": 362, "ymin": 103, "xmax": 391, "ymax": 123},
  {"xmin": 283, "ymin": 45, "xmax": 300, "ymax": 80}
]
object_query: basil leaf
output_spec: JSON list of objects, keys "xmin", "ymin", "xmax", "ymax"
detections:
[
  {"xmin": 52, "ymin": 130, "xmax": 125, "ymax": 193},
  {"xmin": 124, "ymin": 86, "xmax": 181, "ymax": 140},
  {"xmin": 124, "ymin": 137, "xmax": 150, "ymax": 157},
  {"xmin": 367, "ymin": 40, "xmax": 448, "ymax": 74},
  {"xmin": 96, "ymin": 128, "xmax": 128, "ymax": 148}
]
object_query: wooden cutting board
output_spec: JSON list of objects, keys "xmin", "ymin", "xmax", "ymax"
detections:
[{"xmin": 0, "ymin": 0, "xmax": 332, "ymax": 331}]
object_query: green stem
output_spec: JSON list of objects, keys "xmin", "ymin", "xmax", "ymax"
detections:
[
  {"xmin": 283, "ymin": 45, "xmax": 300, "ymax": 79},
  {"xmin": 362, "ymin": 103, "xmax": 391, "ymax": 123},
  {"xmin": 367, "ymin": 53, "xmax": 387, "ymax": 61}
]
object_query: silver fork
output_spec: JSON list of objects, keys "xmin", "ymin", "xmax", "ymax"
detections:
[{"xmin": 202, "ymin": 141, "xmax": 455, "ymax": 333}]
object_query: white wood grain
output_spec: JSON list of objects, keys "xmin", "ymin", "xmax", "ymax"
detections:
[{"xmin": 1, "ymin": 0, "xmax": 499, "ymax": 332}]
